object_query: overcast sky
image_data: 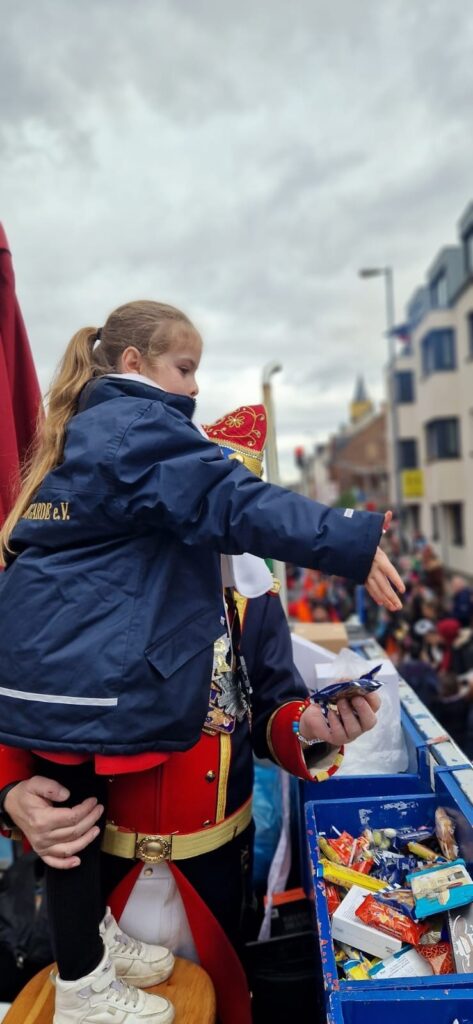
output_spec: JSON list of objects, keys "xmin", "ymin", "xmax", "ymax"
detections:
[{"xmin": 2, "ymin": 0, "xmax": 473, "ymax": 479}]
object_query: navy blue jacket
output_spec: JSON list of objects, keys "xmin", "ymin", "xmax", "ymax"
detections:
[{"xmin": 0, "ymin": 377, "xmax": 383, "ymax": 754}]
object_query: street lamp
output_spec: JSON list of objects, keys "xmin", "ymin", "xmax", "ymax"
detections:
[
  {"xmin": 262, "ymin": 361, "xmax": 282, "ymax": 484},
  {"xmin": 261, "ymin": 361, "xmax": 288, "ymax": 612},
  {"xmin": 358, "ymin": 265, "xmax": 403, "ymax": 540}
]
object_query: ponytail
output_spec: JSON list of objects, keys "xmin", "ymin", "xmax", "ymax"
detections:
[{"xmin": 1, "ymin": 327, "xmax": 106, "ymax": 564}]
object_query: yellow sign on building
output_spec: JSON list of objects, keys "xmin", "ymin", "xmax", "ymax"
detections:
[{"xmin": 401, "ymin": 469, "xmax": 424, "ymax": 499}]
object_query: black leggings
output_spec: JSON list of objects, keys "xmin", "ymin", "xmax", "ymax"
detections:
[{"xmin": 34, "ymin": 758, "xmax": 108, "ymax": 981}]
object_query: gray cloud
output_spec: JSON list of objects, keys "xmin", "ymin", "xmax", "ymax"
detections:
[{"xmin": 2, "ymin": 0, "xmax": 473, "ymax": 479}]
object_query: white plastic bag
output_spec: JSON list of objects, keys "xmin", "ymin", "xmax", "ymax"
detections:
[{"xmin": 315, "ymin": 648, "xmax": 408, "ymax": 776}]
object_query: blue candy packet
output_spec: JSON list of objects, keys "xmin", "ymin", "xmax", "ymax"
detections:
[{"xmin": 311, "ymin": 665, "xmax": 382, "ymax": 705}]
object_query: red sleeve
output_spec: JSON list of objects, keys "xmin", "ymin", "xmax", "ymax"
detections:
[
  {"xmin": 266, "ymin": 700, "xmax": 344, "ymax": 782},
  {"xmin": 0, "ymin": 745, "xmax": 34, "ymax": 789}
]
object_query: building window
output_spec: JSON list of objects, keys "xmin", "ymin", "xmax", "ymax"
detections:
[
  {"xmin": 444, "ymin": 502, "xmax": 464, "ymax": 546},
  {"xmin": 430, "ymin": 271, "xmax": 448, "ymax": 309},
  {"xmin": 468, "ymin": 312, "xmax": 473, "ymax": 360},
  {"xmin": 398, "ymin": 438, "xmax": 418, "ymax": 469},
  {"xmin": 421, "ymin": 329, "xmax": 456, "ymax": 376},
  {"xmin": 425, "ymin": 418, "xmax": 460, "ymax": 460},
  {"xmin": 431, "ymin": 505, "xmax": 439, "ymax": 541},
  {"xmin": 394, "ymin": 370, "xmax": 415, "ymax": 403},
  {"xmin": 464, "ymin": 230, "xmax": 473, "ymax": 275}
]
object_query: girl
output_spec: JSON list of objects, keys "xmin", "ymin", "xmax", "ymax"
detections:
[{"xmin": 0, "ymin": 300, "xmax": 403, "ymax": 1024}]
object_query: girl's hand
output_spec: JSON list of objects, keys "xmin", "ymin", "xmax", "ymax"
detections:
[
  {"xmin": 4, "ymin": 776, "xmax": 104, "ymax": 870},
  {"xmin": 366, "ymin": 546, "xmax": 404, "ymax": 611},
  {"xmin": 299, "ymin": 691, "xmax": 381, "ymax": 747}
]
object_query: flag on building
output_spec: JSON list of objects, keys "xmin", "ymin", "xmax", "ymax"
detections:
[
  {"xmin": 0, "ymin": 224, "xmax": 42, "ymax": 524},
  {"xmin": 387, "ymin": 322, "xmax": 412, "ymax": 352}
]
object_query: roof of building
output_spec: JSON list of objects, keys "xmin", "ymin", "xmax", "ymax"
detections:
[{"xmin": 353, "ymin": 375, "xmax": 369, "ymax": 404}]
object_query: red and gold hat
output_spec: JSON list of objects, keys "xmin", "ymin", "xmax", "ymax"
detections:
[{"xmin": 203, "ymin": 405, "xmax": 267, "ymax": 477}]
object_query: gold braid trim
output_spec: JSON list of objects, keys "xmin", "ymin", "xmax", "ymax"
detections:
[{"xmin": 216, "ymin": 732, "xmax": 232, "ymax": 822}]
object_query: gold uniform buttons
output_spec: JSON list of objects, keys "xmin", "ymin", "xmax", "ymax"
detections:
[
  {"xmin": 202, "ymin": 819, "xmax": 212, "ymax": 828},
  {"xmin": 205, "ymin": 770, "xmax": 216, "ymax": 782}
]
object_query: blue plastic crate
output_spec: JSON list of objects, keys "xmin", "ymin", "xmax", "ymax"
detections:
[
  {"xmin": 304, "ymin": 770, "xmax": 473, "ymax": 1004},
  {"xmin": 298, "ymin": 709, "xmax": 433, "ymax": 898},
  {"xmin": 328, "ymin": 988, "xmax": 473, "ymax": 1024}
]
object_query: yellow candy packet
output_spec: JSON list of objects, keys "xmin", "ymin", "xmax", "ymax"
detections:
[{"xmin": 320, "ymin": 858, "xmax": 388, "ymax": 892}]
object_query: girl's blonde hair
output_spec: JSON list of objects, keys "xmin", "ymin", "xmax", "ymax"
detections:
[{"xmin": 1, "ymin": 300, "xmax": 197, "ymax": 563}]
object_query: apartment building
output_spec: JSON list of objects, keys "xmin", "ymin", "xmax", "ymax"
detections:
[{"xmin": 388, "ymin": 201, "xmax": 473, "ymax": 573}]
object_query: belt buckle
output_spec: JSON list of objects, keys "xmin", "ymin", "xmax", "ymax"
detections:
[{"xmin": 136, "ymin": 834, "xmax": 172, "ymax": 863}]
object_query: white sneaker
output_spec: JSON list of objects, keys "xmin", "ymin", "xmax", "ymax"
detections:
[
  {"xmin": 100, "ymin": 908, "xmax": 175, "ymax": 988},
  {"xmin": 53, "ymin": 947, "xmax": 175, "ymax": 1024}
]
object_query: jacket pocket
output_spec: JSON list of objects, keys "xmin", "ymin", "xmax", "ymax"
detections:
[{"xmin": 145, "ymin": 607, "xmax": 224, "ymax": 679}]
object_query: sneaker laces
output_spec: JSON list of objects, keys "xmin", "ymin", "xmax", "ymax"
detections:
[
  {"xmin": 88, "ymin": 965, "xmax": 140, "ymax": 1010},
  {"xmin": 108, "ymin": 978, "xmax": 140, "ymax": 1010},
  {"xmin": 88, "ymin": 958, "xmax": 139, "ymax": 1010},
  {"xmin": 110, "ymin": 928, "xmax": 145, "ymax": 958}
]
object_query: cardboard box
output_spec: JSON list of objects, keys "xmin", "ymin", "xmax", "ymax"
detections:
[
  {"xmin": 292, "ymin": 622, "xmax": 348, "ymax": 654},
  {"xmin": 331, "ymin": 885, "xmax": 403, "ymax": 959},
  {"xmin": 368, "ymin": 946, "xmax": 433, "ymax": 979},
  {"xmin": 291, "ymin": 633, "xmax": 335, "ymax": 691}
]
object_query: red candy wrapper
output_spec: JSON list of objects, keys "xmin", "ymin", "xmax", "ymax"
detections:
[
  {"xmin": 328, "ymin": 832, "xmax": 356, "ymax": 865},
  {"xmin": 355, "ymin": 894, "xmax": 429, "ymax": 946},
  {"xmin": 353, "ymin": 859, "xmax": 375, "ymax": 875},
  {"xmin": 325, "ymin": 882, "xmax": 342, "ymax": 916},
  {"xmin": 415, "ymin": 941, "xmax": 454, "ymax": 975}
]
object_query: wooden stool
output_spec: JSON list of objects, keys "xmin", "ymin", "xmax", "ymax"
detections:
[{"xmin": 3, "ymin": 956, "xmax": 216, "ymax": 1024}]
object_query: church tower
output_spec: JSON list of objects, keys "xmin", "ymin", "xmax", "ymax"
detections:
[{"xmin": 350, "ymin": 376, "xmax": 373, "ymax": 425}]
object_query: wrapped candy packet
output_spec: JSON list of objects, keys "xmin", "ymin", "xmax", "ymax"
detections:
[
  {"xmin": 368, "ymin": 946, "xmax": 434, "ymax": 979},
  {"xmin": 319, "ymin": 836, "xmax": 344, "ymax": 864},
  {"xmin": 311, "ymin": 665, "xmax": 382, "ymax": 707},
  {"xmin": 334, "ymin": 945, "xmax": 349, "ymax": 965},
  {"xmin": 325, "ymin": 882, "xmax": 342, "ymax": 916},
  {"xmin": 343, "ymin": 959, "xmax": 371, "ymax": 980},
  {"xmin": 320, "ymin": 859, "xmax": 387, "ymax": 892},
  {"xmin": 371, "ymin": 851, "xmax": 417, "ymax": 886},
  {"xmin": 435, "ymin": 806, "xmax": 459, "ymax": 861},
  {"xmin": 372, "ymin": 888, "xmax": 417, "ymax": 920},
  {"xmin": 391, "ymin": 826, "xmax": 435, "ymax": 851},
  {"xmin": 353, "ymin": 858, "xmax": 375, "ymax": 876},
  {"xmin": 407, "ymin": 859, "xmax": 473, "ymax": 918},
  {"xmin": 355, "ymin": 894, "xmax": 430, "ymax": 945},
  {"xmin": 406, "ymin": 841, "xmax": 439, "ymax": 861},
  {"xmin": 367, "ymin": 829, "xmax": 392, "ymax": 851},
  {"xmin": 328, "ymin": 831, "xmax": 357, "ymax": 864},
  {"xmin": 415, "ymin": 940, "xmax": 454, "ymax": 975}
]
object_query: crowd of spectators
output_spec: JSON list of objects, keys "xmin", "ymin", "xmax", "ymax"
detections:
[{"xmin": 287, "ymin": 525, "xmax": 473, "ymax": 760}]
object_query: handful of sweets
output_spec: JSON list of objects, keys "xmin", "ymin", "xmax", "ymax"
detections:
[
  {"xmin": 318, "ymin": 806, "xmax": 468, "ymax": 980},
  {"xmin": 311, "ymin": 664, "xmax": 382, "ymax": 718}
]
